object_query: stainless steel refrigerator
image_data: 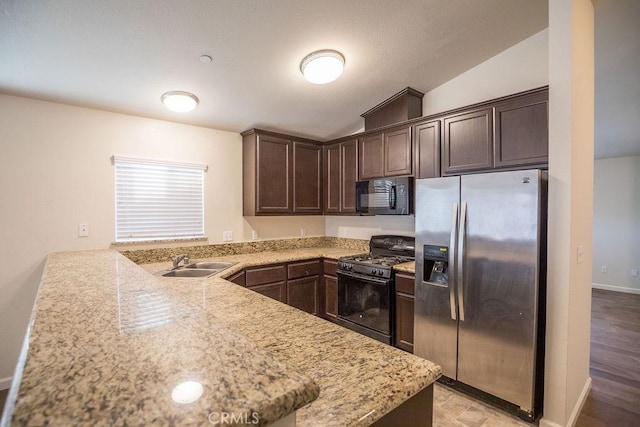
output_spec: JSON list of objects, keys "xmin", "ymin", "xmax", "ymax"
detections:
[{"xmin": 414, "ymin": 169, "xmax": 547, "ymax": 421}]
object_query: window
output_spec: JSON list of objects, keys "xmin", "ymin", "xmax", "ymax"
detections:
[{"xmin": 113, "ymin": 156, "xmax": 207, "ymax": 242}]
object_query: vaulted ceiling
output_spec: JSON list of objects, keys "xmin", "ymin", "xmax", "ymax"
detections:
[{"xmin": 1, "ymin": 1, "xmax": 637, "ymax": 158}]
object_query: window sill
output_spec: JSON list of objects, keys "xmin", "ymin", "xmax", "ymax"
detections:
[{"xmin": 111, "ymin": 237, "xmax": 208, "ymax": 248}]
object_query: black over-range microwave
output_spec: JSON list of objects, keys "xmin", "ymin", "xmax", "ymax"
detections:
[{"xmin": 356, "ymin": 176, "xmax": 413, "ymax": 215}]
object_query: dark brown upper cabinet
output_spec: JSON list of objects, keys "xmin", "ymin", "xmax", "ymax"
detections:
[
  {"xmin": 324, "ymin": 143, "xmax": 341, "ymax": 214},
  {"xmin": 242, "ymin": 129, "xmax": 322, "ymax": 216},
  {"xmin": 384, "ymin": 127, "xmax": 412, "ymax": 177},
  {"xmin": 358, "ymin": 133, "xmax": 384, "ymax": 179},
  {"xmin": 358, "ymin": 125, "xmax": 412, "ymax": 180},
  {"xmin": 323, "ymin": 139, "xmax": 358, "ymax": 214},
  {"xmin": 293, "ymin": 141, "xmax": 323, "ymax": 214},
  {"xmin": 494, "ymin": 90, "xmax": 548, "ymax": 168},
  {"xmin": 341, "ymin": 140, "xmax": 358, "ymax": 212},
  {"xmin": 442, "ymin": 108, "xmax": 493, "ymax": 175},
  {"xmin": 413, "ymin": 120, "xmax": 441, "ymax": 179}
]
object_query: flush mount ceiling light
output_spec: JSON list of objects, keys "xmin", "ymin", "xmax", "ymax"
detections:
[
  {"xmin": 161, "ymin": 91, "xmax": 199, "ymax": 113},
  {"xmin": 300, "ymin": 50, "xmax": 345, "ymax": 84}
]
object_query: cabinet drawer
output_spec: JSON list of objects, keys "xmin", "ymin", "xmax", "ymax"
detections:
[
  {"xmin": 323, "ymin": 259, "xmax": 338, "ymax": 276},
  {"xmin": 288, "ymin": 259, "xmax": 321, "ymax": 279},
  {"xmin": 227, "ymin": 270, "xmax": 245, "ymax": 286},
  {"xmin": 395, "ymin": 273, "xmax": 415, "ymax": 295},
  {"xmin": 246, "ymin": 264, "xmax": 286, "ymax": 286}
]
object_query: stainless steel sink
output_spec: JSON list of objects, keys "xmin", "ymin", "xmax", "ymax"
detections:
[
  {"xmin": 158, "ymin": 260, "xmax": 236, "ymax": 278},
  {"xmin": 185, "ymin": 261, "xmax": 235, "ymax": 270},
  {"xmin": 161, "ymin": 269, "xmax": 217, "ymax": 278}
]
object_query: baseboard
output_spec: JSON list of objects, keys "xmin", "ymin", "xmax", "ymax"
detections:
[
  {"xmin": 539, "ymin": 377, "xmax": 591, "ymax": 427},
  {"xmin": 567, "ymin": 377, "xmax": 592, "ymax": 427},
  {"xmin": 539, "ymin": 419, "xmax": 563, "ymax": 427},
  {"xmin": 0, "ymin": 376, "xmax": 12, "ymax": 390},
  {"xmin": 592, "ymin": 282, "xmax": 640, "ymax": 295}
]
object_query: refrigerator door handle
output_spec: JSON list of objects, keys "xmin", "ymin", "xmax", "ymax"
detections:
[
  {"xmin": 449, "ymin": 202, "xmax": 458, "ymax": 320},
  {"xmin": 458, "ymin": 201, "xmax": 467, "ymax": 322}
]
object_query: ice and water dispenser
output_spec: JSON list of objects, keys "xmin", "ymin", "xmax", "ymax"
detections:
[{"xmin": 423, "ymin": 245, "xmax": 449, "ymax": 286}]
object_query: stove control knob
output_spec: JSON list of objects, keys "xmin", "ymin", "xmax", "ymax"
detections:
[
  {"xmin": 371, "ymin": 268, "xmax": 378, "ymax": 275},
  {"xmin": 378, "ymin": 270, "xmax": 384, "ymax": 276}
]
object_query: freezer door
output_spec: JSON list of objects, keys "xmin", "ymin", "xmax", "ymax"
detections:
[
  {"xmin": 414, "ymin": 176, "xmax": 460, "ymax": 379},
  {"xmin": 457, "ymin": 170, "xmax": 542, "ymax": 412}
]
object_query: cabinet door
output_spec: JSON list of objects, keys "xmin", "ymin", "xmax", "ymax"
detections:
[
  {"xmin": 249, "ymin": 282, "xmax": 286, "ymax": 303},
  {"xmin": 341, "ymin": 140, "xmax": 358, "ymax": 212},
  {"xmin": 323, "ymin": 275, "xmax": 338, "ymax": 320},
  {"xmin": 442, "ymin": 108, "xmax": 493, "ymax": 175},
  {"xmin": 324, "ymin": 144, "xmax": 341, "ymax": 214},
  {"xmin": 414, "ymin": 120, "xmax": 441, "ymax": 179},
  {"xmin": 395, "ymin": 292, "xmax": 415, "ymax": 353},
  {"xmin": 287, "ymin": 276, "xmax": 319, "ymax": 315},
  {"xmin": 257, "ymin": 135, "xmax": 292, "ymax": 213},
  {"xmin": 384, "ymin": 126, "xmax": 412, "ymax": 177},
  {"xmin": 494, "ymin": 91, "xmax": 548, "ymax": 168},
  {"xmin": 358, "ymin": 133, "xmax": 384, "ymax": 179},
  {"xmin": 293, "ymin": 142, "xmax": 322, "ymax": 213}
]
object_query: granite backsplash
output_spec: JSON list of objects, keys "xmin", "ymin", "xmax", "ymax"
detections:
[{"xmin": 118, "ymin": 236, "xmax": 369, "ymax": 265}]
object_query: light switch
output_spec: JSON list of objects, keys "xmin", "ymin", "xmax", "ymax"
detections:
[
  {"xmin": 576, "ymin": 245, "xmax": 584, "ymax": 264},
  {"xmin": 78, "ymin": 223, "xmax": 89, "ymax": 237},
  {"xmin": 252, "ymin": 230, "xmax": 259, "ymax": 240},
  {"xmin": 632, "ymin": 268, "xmax": 639, "ymax": 277},
  {"xmin": 601, "ymin": 266, "xmax": 608, "ymax": 273}
]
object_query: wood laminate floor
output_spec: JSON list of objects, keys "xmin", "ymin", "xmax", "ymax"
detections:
[{"xmin": 576, "ymin": 288, "xmax": 640, "ymax": 426}]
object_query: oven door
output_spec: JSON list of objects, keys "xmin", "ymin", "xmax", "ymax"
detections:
[{"xmin": 337, "ymin": 270, "xmax": 392, "ymax": 344}]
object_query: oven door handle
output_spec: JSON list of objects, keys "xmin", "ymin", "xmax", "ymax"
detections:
[{"xmin": 337, "ymin": 270, "xmax": 390, "ymax": 285}]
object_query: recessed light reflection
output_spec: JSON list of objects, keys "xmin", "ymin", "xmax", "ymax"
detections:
[{"xmin": 171, "ymin": 381, "xmax": 204, "ymax": 404}]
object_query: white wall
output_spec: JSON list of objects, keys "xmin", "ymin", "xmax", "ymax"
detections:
[
  {"xmin": 592, "ymin": 155, "xmax": 640, "ymax": 294},
  {"xmin": 422, "ymin": 28, "xmax": 549, "ymax": 117},
  {"xmin": 0, "ymin": 94, "xmax": 324, "ymax": 383},
  {"xmin": 542, "ymin": 1, "xmax": 594, "ymax": 426}
]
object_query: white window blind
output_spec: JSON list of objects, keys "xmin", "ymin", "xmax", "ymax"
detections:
[{"xmin": 114, "ymin": 156, "xmax": 206, "ymax": 242}]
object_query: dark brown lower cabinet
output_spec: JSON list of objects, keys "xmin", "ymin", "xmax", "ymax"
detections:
[
  {"xmin": 394, "ymin": 273, "xmax": 415, "ymax": 353},
  {"xmin": 287, "ymin": 276, "xmax": 319, "ymax": 314},
  {"xmin": 323, "ymin": 275, "xmax": 338, "ymax": 320},
  {"xmin": 242, "ymin": 260, "xmax": 321, "ymax": 313},
  {"xmin": 227, "ymin": 270, "xmax": 245, "ymax": 286},
  {"xmin": 249, "ymin": 281, "xmax": 286, "ymax": 302},
  {"xmin": 245, "ymin": 264, "xmax": 287, "ymax": 303},
  {"xmin": 322, "ymin": 259, "xmax": 338, "ymax": 320}
]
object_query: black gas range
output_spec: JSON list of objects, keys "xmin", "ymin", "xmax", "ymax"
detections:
[{"xmin": 336, "ymin": 235, "xmax": 415, "ymax": 344}]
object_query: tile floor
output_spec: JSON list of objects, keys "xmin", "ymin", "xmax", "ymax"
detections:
[{"xmin": 433, "ymin": 383, "xmax": 533, "ymax": 427}]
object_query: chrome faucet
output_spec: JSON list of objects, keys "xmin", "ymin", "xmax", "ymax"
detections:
[{"xmin": 172, "ymin": 254, "xmax": 190, "ymax": 269}]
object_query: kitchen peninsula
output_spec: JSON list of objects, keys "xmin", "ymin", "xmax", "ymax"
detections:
[{"xmin": 1, "ymin": 240, "xmax": 440, "ymax": 426}]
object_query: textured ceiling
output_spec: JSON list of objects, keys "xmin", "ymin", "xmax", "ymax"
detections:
[
  {"xmin": 0, "ymin": 0, "xmax": 548, "ymax": 141},
  {"xmin": 594, "ymin": 0, "xmax": 640, "ymax": 159}
]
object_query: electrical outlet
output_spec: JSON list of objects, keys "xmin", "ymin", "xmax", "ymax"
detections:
[
  {"xmin": 632, "ymin": 268, "xmax": 639, "ymax": 277},
  {"xmin": 78, "ymin": 223, "xmax": 89, "ymax": 237},
  {"xmin": 252, "ymin": 230, "xmax": 259, "ymax": 240},
  {"xmin": 300, "ymin": 228, "xmax": 306, "ymax": 237},
  {"xmin": 222, "ymin": 231, "xmax": 233, "ymax": 242},
  {"xmin": 601, "ymin": 265, "xmax": 608, "ymax": 273}
]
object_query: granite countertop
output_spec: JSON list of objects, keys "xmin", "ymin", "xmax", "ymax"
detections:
[
  {"xmin": 4, "ymin": 247, "xmax": 440, "ymax": 427},
  {"xmin": 394, "ymin": 261, "xmax": 416, "ymax": 274}
]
